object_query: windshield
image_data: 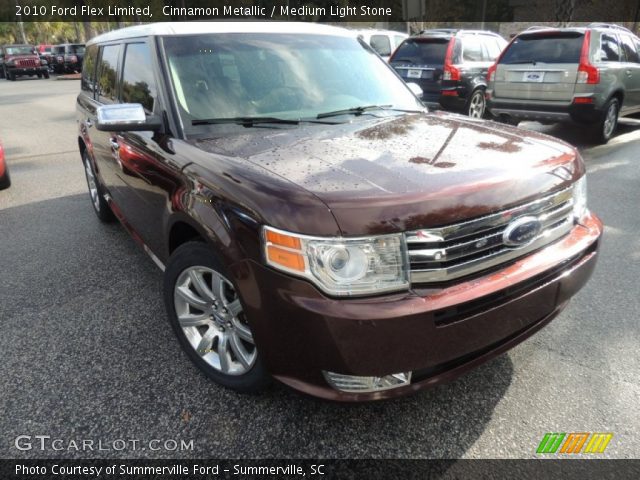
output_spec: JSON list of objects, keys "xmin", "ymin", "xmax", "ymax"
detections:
[
  {"xmin": 5, "ymin": 46, "xmax": 35, "ymax": 55},
  {"xmin": 500, "ymin": 33, "xmax": 584, "ymax": 64},
  {"xmin": 162, "ymin": 33, "xmax": 422, "ymax": 132},
  {"xmin": 67, "ymin": 45, "xmax": 85, "ymax": 54}
]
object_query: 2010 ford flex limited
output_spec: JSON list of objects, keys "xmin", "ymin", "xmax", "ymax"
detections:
[{"xmin": 77, "ymin": 23, "xmax": 602, "ymax": 401}]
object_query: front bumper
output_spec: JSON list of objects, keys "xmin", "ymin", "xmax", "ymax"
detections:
[
  {"xmin": 231, "ymin": 213, "xmax": 602, "ymax": 401},
  {"xmin": 8, "ymin": 66, "xmax": 48, "ymax": 76}
]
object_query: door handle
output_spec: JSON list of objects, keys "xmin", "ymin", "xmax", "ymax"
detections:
[
  {"xmin": 86, "ymin": 118, "xmax": 93, "ymax": 128},
  {"xmin": 625, "ymin": 69, "xmax": 632, "ymax": 76}
]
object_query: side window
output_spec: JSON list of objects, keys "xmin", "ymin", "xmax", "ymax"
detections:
[
  {"xmin": 634, "ymin": 38, "xmax": 640, "ymax": 60},
  {"xmin": 370, "ymin": 35, "xmax": 392, "ymax": 57},
  {"xmin": 121, "ymin": 42, "xmax": 157, "ymax": 113},
  {"xmin": 620, "ymin": 35, "xmax": 640, "ymax": 63},
  {"xmin": 97, "ymin": 44, "xmax": 121, "ymax": 104},
  {"xmin": 462, "ymin": 38, "xmax": 483, "ymax": 62},
  {"xmin": 599, "ymin": 33, "xmax": 621, "ymax": 62},
  {"xmin": 81, "ymin": 44, "xmax": 98, "ymax": 95}
]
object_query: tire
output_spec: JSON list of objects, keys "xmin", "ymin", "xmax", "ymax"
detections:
[
  {"xmin": 37, "ymin": 73, "xmax": 42, "ymax": 78},
  {"xmin": 163, "ymin": 242, "xmax": 271, "ymax": 393},
  {"xmin": 0, "ymin": 67, "xmax": 4, "ymax": 79},
  {"xmin": 595, "ymin": 97, "xmax": 619, "ymax": 144},
  {"xmin": 43, "ymin": 70, "xmax": 49, "ymax": 79},
  {"xmin": 466, "ymin": 89, "xmax": 486, "ymax": 119},
  {"xmin": 82, "ymin": 151, "xmax": 115, "ymax": 222},
  {"xmin": 0, "ymin": 169, "xmax": 10, "ymax": 190},
  {"xmin": 8, "ymin": 71, "xmax": 15, "ymax": 81}
]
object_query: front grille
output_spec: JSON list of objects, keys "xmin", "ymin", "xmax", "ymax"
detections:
[
  {"xmin": 17, "ymin": 59, "xmax": 37, "ymax": 67},
  {"xmin": 405, "ymin": 187, "xmax": 575, "ymax": 285}
]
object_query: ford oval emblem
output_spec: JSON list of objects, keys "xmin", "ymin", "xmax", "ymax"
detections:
[{"xmin": 503, "ymin": 216, "xmax": 542, "ymax": 248}]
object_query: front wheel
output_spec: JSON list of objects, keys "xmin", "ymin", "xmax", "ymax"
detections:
[
  {"xmin": 595, "ymin": 98, "xmax": 619, "ymax": 144},
  {"xmin": 466, "ymin": 89, "xmax": 486, "ymax": 119},
  {"xmin": 164, "ymin": 242, "xmax": 271, "ymax": 393},
  {"xmin": 43, "ymin": 70, "xmax": 49, "ymax": 79}
]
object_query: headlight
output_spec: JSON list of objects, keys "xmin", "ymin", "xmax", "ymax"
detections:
[
  {"xmin": 573, "ymin": 175, "xmax": 588, "ymax": 221},
  {"xmin": 263, "ymin": 227, "xmax": 409, "ymax": 296}
]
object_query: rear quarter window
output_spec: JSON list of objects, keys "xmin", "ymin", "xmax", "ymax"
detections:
[
  {"xmin": 462, "ymin": 37, "xmax": 484, "ymax": 62},
  {"xmin": 599, "ymin": 33, "xmax": 621, "ymax": 62},
  {"xmin": 500, "ymin": 33, "xmax": 584, "ymax": 64},
  {"xmin": 392, "ymin": 38, "xmax": 449, "ymax": 65}
]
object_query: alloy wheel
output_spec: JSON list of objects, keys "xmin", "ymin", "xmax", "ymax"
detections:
[
  {"xmin": 468, "ymin": 91, "xmax": 485, "ymax": 119},
  {"xmin": 173, "ymin": 266, "xmax": 256, "ymax": 376},
  {"xmin": 603, "ymin": 102, "xmax": 618, "ymax": 139}
]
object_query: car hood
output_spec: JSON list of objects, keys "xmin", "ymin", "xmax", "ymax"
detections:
[{"xmin": 191, "ymin": 112, "xmax": 583, "ymax": 235}]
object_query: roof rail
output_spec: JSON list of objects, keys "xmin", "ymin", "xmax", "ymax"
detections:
[
  {"xmin": 419, "ymin": 28, "xmax": 499, "ymax": 36},
  {"xmin": 524, "ymin": 26, "xmax": 557, "ymax": 31},
  {"xmin": 420, "ymin": 28, "xmax": 458, "ymax": 35},
  {"xmin": 587, "ymin": 22, "xmax": 632, "ymax": 33}
]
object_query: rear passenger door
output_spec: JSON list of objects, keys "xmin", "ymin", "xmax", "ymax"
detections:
[{"xmin": 618, "ymin": 34, "xmax": 640, "ymax": 112}]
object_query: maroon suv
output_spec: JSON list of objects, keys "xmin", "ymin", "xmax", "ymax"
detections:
[
  {"xmin": 77, "ymin": 23, "xmax": 602, "ymax": 401},
  {"xmin": 1, "ymin": 44, "xmax": 49, "ymax": 80}
]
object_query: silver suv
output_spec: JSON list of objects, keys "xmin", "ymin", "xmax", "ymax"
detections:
[{"xmin": 486, "ymin": 23, "xmax": 640, "ymax": 143}]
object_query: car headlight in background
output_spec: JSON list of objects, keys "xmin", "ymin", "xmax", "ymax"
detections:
[
  {"xmin": 573, "ymin": 175, "xmax": 588, "ymax": 221},
  {"xmin": 263, "ymin": 227, "xmax": 409, "ymax": 296}
]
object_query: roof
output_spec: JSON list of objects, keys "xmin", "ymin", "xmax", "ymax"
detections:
[{"xmin": 88, "ymin": 22, "xmax": 352, "ymax": 45}]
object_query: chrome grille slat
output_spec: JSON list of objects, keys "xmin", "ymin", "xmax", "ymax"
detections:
[
  {"xmin": 405, "ymin": 188, "xmax": 573, "ymax": 245},
  {"xmin": 406, "ymin": 187, "xmax": 575, "ymax": 284}
]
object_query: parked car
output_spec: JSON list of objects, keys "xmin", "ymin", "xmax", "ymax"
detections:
[
  {"xmin": 37, "ymin": 44, "xmax": 54, "ymax": 67},
  {"xmin": 77, "ymin": 22, "xmax": 602, "ymax": 401},
  {"xmin": 0, "ymin": 141, "xmax": 10, "ymax": 190},
  {"xmin": 51, "ymin": 43, "xmax": 85, "ymax": 73},
  {"xmin": 352, "ymin": 29, "xmax": 408, "ymax": 61},
  {"xmin": 1, "ymin": 44, "xmax": 49, "ymax": 80},
  {"xmin": 390, "ymin": 29, "xmax": 507, "ymax": 117},
  {"xmin": 486, "ymin": 23, "xmax": 640, "ymax": 143}
]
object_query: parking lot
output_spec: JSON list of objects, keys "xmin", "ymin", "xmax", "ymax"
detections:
[{"xmin": 0, "ymin": 77, "xmax": 638, "ymax": 459}]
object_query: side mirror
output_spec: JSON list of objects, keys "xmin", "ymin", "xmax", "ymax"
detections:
[
  {"xmin": 96, "ymin": 104, "xmax": 162, "ymax": 132},
  {"xmin": 407, "ymin": 82, "xmax": 423, "ymax": 99}
]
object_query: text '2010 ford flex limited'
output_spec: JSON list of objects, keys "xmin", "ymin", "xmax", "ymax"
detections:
[{"xmin": 77, "ymin": 23, "xmax": 602, "ymax": 401}]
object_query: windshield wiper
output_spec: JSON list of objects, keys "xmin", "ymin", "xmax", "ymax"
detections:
[
  {"xmin": 316, "ymin": 105, "xmax": 424, "ymax": 119},
  {"xmin": 191, "ymin": 116, "xmax": 344, "ymax": 127},
  {"xmin": 192, "ymin": 116, "xmax": 302, "ymax": 126}
]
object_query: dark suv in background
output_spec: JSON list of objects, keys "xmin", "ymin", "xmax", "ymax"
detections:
[
  {"xmin": 51, "ymin": 43, "xmax": 85, "ymax": 73},
  {"xmin": 390, "ymin": 29, "xmax": 507, "ymax": 117},
  {"xmin": 487, "ymin": 23, "xmax": 640, "ymax": 143}
]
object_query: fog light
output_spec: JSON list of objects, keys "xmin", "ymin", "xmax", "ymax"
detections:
[{"xmin": 323, "ymin": 371, "xmax": 411, "ymax": 393}]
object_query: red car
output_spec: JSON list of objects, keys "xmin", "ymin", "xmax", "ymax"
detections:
[{"xmin": 0, "ymin": 141, "xmax": 10, "ymax": 189}]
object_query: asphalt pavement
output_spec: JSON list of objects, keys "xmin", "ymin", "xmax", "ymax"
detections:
[{"xmin": 0, "ymin": 78, "xmax": 638, "ymax": 459}]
